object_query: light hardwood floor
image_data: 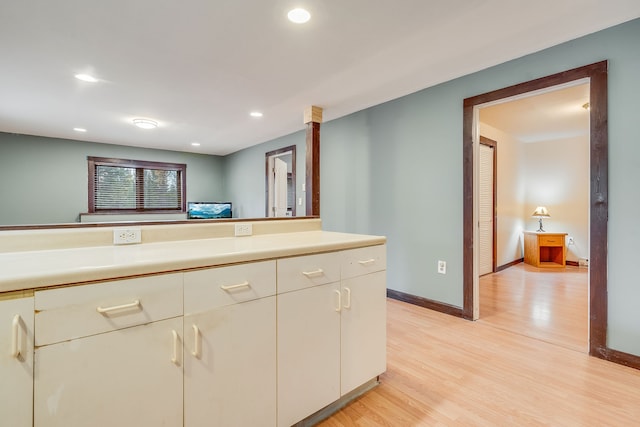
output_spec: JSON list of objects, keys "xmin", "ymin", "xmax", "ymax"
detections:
[
  {"xmin": 478, "ymin": 263, "xmax": 589, "ymax": 352},
  {"xmin": 319, "ymin": 266, "xmax": 640, "ymax": 426}
]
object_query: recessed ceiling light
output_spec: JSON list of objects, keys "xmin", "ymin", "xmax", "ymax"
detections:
[
  {"xmin": 191, "ymin": 142, "xmax": 201, "ymax": 147},
  {"xmin": 74, "ymin": 73, "xmax": 98, "ymax": 83},
  {"xmin": 132, "ymin": 118, "xmax": 158, "ymax": 129},
  {"xmin": 250, "ymin": 111, "xmax": 263, "ymax": 118},
  {"xmin": 73, "ymin": 127, "xmax": 87, "ymax": 132},
  {"xmin": 287, "ymin": 8, "xmax": 310, "ymax": 24}
]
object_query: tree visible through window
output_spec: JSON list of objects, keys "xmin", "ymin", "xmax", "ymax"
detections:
[{"xmin": 88, "ymin": 157, "xmax": 186, "ymax": 213}]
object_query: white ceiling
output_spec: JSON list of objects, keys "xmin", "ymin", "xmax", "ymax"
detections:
[
  {"xmin": 1, "ymin": 1, "xmax": 638, "ymax": 156},
  {"xmin": 481, "ymin": 83, "xmax": 590, "ymax": 143}
]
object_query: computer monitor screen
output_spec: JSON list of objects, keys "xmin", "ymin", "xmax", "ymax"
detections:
[{"xmin": 187, "ymin": 202, "xmax": 232, "ymax": 219}]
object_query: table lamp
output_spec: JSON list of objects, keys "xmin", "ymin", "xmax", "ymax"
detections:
[{"xmin": 532, "ymin": 206, "xmax": 550, "ymax": 232}]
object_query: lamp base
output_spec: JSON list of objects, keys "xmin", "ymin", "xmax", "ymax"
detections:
[{"xmin": 536, "ymin": 218, "xmax": 546, "ymax": 232}]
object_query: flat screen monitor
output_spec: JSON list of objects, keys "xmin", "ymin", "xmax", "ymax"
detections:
[{"xmin": 187, "ymin": 202, "xmax": 232, "ymax": 219}]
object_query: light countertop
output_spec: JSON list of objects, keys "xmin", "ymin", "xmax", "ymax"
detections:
[{"xmin": 0, "ymin": 230, "xmax": 385, "ymax": 294}]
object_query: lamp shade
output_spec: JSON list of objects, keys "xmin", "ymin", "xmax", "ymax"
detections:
[{"xmin": 532, "ymin": 206, "xmax": 550, "ymax": 218}]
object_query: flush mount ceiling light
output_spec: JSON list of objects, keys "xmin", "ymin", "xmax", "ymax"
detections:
[
  {"xmin": 287, "ymin": 8, "xmax": 310, "ymax": 24},
  {"xmin": 132, "ymin": 118, "xmax": 158, "ymax": 129},
  {"xmin": 74, "ymin": 73, "xmax": 98, "ymax": 83},
  {"xmin": 73, "ymin": 127, "xmax": 87, "ymax": 132},
  {"xmin": 191, "ymin": 142, "xmax": 201, "ymax": 146},
  {"xmin": 250, "ymin": 111, "xmax": 263, "ymax": 118}
]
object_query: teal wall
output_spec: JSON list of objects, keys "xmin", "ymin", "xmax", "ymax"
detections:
[
  {"xmin": 0, "ymin": 132, "xmax": 225, "ymax": 224},
  {"xmin": 223, "ymin": 130, "xmax": 306, "ymax": 219},
  {"xmin": 228, "ymin": 19, "xmax": 640, "ymax": 357}
]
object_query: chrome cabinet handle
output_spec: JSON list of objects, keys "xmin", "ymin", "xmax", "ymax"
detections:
[
  {"xmin": 220, "ymin": 281, "xmax": 250, "ymax": 291},
  {"xmin": 96, "ymin": 299, "xmax": 141, "ymax": 314}
]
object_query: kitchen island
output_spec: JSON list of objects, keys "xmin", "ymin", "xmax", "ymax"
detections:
[{"xmin": 0, "ymin": 218, "xmax": 386, "ymax": 427}]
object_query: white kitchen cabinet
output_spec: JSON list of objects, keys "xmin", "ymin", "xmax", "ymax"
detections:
[
  {"xmin": 33, "ymin": 275, "xmax": 184, "ymax": 427},
  {"xmin": 183, "ymin": 262, "xmax": 277, "ymax": 427},
  {"xmin": 276, "ymin": 245, "xmax": 387, "ymax": 426},
  {"xmin": 277, "ymin": 281, "xmax": 342, "ymax": 427},
  {"xmin": 0, "ymin": 296, "xmax": 34, "ymax": 427},
  {"xmin": 340, "ymin": 270, "xmax": 387, "ymax": 394}
]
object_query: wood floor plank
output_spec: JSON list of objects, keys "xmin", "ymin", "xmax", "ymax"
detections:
[{"xmin": 319, "ymin": 295, "xmax": 640, "ymax": 426}]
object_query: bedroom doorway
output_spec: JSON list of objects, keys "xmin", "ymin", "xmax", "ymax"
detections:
[
  {"xmin": 463, "ymin": 61, "xmax": 609, "ymax": 357},
  {"xmin": 265, "ymin": 145, "xmax": 296, "ymax": 217}
]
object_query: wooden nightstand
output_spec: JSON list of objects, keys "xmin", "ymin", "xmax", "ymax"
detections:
[{"xmin": 523, "ymin": 231, "xmax": 567, "ymax": 268}]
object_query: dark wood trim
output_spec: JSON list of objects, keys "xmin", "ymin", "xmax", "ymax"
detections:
[
  {"xmin": 480, "ymin": 136, "xmax": 498, "ymax": 273},
  {"xmin": 387, "ymin": 289, "xmax": 466, "ymax": 319},
  {"xmin": 265, "ymin": 145, "xmax": 297, "ymax": 217},
  {"xmin": 306, "ymin": 121, "xmax": 321, "ymax": 216},
  {"xmin": 463, "ymin": 61, "xmax": 609, "ymax": 360},
  {"xmin": 566, "ymin": 260, "xmax": 580, "ymax": 267},
  {"xmin": 496, "ymin": 258, "xmax": 523, "ymax": 272},
  {"xmin": 597, "ymin": 348, "xmax": 640, "ymax": 370}
]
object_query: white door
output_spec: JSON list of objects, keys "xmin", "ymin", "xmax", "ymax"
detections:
[
  {"xmin": 277, "ymin": 283, "xmax": 341, "ymax": 427},
  {"xmin": 479, "ymin": 142, "xmax": 495, "ymax": 276},
  {"xmin": 184, "ymin": 297, "xmax": 276, "ymax": 427},
  {"xmin": 274, "ymin": 157, "xmax": 288, "ymax": 217},
  {"xmin": 34, "ymin": 317, "xmax": 183, "ymax": 427},
  {"xmin": 0, "ymin": 297, "xmax": 34, "ymax": 427},
  {"xmin": 340, "ymin": 271, "xmax": 387, "ymax": 395}
]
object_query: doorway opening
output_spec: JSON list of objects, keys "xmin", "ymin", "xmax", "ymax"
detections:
[
  {"xmin": 463, "ymin": 61, "xmax": 608, "ymax": 358},
  {"xmin": 265, "ymin": 145, "xmax": 296, "ymax": 217},
  {"xmin": 476, "ymin": 83, "xmax": 590, "ymax": 351}
]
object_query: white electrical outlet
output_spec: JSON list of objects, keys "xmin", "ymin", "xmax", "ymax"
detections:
[
  {"xmin": 113, "ymin": 228, "xmax": 142, "ymax": 245},
  {"xmin": 234, "ymin": 223, "xmax": 253, "ymax": 236},
  {"xmin": 437, "ymin": 260, "xmax": 446, "ymax": 274},
  {"xmin": 568, "ymin": 236, "xmax": 575, "ymax": 245}
]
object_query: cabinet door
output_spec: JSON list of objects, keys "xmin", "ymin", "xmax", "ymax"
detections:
[
  {"xmin": 277, "ymin": 282, "xmax": 341, "ymax": 427},
  {"xmin": 184, "ymin": 296, "xmax": 276, "ymax": 427},
  {"xmin": 0, "ymin": 296, "xmax": 34, "ymax": 427},
  {"xmin": 34, "ymin": 317, "xmax": 183, "ymax": 427},
  {"xmin": 341, "ymin": 271, "xmax": 387, "ymax": 395}
]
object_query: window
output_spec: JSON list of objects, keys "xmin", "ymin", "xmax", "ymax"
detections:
[{"xmin": 88, "ymin": 157, "xmax": 186, "ymax": 213}]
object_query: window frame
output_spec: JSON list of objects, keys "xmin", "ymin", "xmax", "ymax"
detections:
[{"xmin": 88, "ymin": 156, "xmax": 187, "ymax": 213}]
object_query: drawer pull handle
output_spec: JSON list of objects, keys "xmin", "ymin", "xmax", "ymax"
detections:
[
  {"xmin": 220, "ymin": 281, "xmax": 250, "ymax": 291},
  {"xmin": 334, "ymin": 289, "xmax": 342, "ymax": 312},
  {"xmin": 343, "ymin": 287, "xmax": 352, "ymax": 309},
  {"xmin": 11, "ymin": 315, "xmax": 21, "ymax": 358},
  {"xmin": 358, "ymin": 259, "xmax": 376, "ymax": 266},
  {"xmin": 302, "ymin": 268, "xmax": 324, "ymax": 278},
  {"xmin": 96, "ymin": 299, "xmax": 141, "ymax": 314},
  {"xmin": 192, "ymin": 324, "xmax": 201, "ymax": 358},
  {"xmin": 171, "ymin": 329, "xmax": 179, "ymax": 365}
]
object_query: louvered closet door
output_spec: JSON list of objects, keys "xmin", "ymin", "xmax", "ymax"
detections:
[{"xmin": 479, "ymin": 143, "xmax": 494, "ymax": 276}]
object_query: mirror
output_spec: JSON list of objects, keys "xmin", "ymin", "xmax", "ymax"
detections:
[
  {"xmin": 265, "ymin": 145, "xmax": 296, "ymax": 217},
  {"xmin": 0, "ymin": 131, "xmax": 315, "ymax": 228}
]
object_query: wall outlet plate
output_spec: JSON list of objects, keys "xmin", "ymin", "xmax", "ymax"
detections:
[
  {"xmin": 437, "ymin": 260, "xmax": 446, "ymax": 274},
  {"xmin": 234, "ymin": 223, "xmax": 253, "ymax": 236},
  {"xmin": 113, "ymin": 228, "xmax": 142, "ymax": 245}
]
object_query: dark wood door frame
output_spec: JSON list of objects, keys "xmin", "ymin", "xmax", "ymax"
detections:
[{"xmin": 463, "ymin": 61, "xmax": 612, "ymax": 361}]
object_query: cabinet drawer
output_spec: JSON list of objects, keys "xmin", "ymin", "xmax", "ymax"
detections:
[
  {"xmin": 184, "ymin": 260, "xmax": 275, "ymax": 314},
  {"xmin": 277, "ymin": 252, "xmax": 341, "ymax": 294},
  {"xmin": 539, "ymin": 235, "xmax": 564, "ymax": 246},
  {"xmin": 341, "ymin": 245, "xmax": 386, "ymax": 280},
  {"xmin": 35, "ymin": 274, "xmax": 183, "ymax": 346}
]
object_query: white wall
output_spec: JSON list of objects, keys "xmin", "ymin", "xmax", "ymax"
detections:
[{"xmin": 523, "ymin": 135, "xmax": 590, "ymax": 262}]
